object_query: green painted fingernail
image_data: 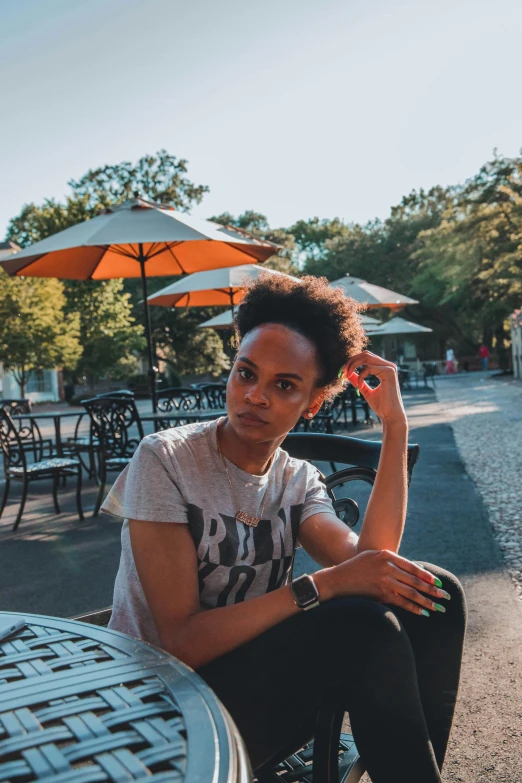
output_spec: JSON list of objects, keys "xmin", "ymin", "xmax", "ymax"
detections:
[
  {"xmin": 434, "ymin": 603, "xmax": 446, "ymax": 613},
  {"xmin": 441, "ymin": 590, "xmax": 451, "ymax": 600},
  {"xmin": 433, "ymin": 577, "xmax": 443, "ymax": 588},
  {"xmin": 421, "ymin": 609, "xmax": 430, "ymax": 617}
]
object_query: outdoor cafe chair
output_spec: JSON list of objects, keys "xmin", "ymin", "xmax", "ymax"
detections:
[
  {"xmin": 62, "ymin": 391, "xmax": 136, "ymax": 480},
  {"xmin": 0, "ymin": 398, "xmax": 54, "ymax": 462},
  {"xmin": 155, "ymin": 386, "xmax": 202, "ymax": 414},
  {"xmin": 82, "ymin": 395, "xmax": 144, "ymax": 517},
  {"xmin": 330, "ymin": 386, "xmax": 373, "ymax": 429},
  {"xmin": 73, "ymin": 431, "xmax": 420, "ymax": 782},
  {"xmin": 193, "ymin": 382, "xmax": 227, "ymax": 410},
  {"xmin": 0, "ymin": 408, "xmax": 84, "ymax": 532}
]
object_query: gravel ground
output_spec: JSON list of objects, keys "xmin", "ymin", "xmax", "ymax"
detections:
[{"xmin": 435, "ymin": 372, "xmax": 522, "ymax": 600}]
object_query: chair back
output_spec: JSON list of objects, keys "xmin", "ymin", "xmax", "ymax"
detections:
[
  {"xmin": 155, "ymin": 387, "xmax": 201, "ymax": 414},
  {"xmin": 0, "ymin": 398, "xmax": 32, "ymax": 415},
  {"xmin": 0, "ymin": 399, "xmax": 49, "ymax": 462},
  {"xmin": 195, "ymin": 383, "xmax": 226, "ymax": 410},
  {"xmin": 82, "ymin": 396, "xmax": 144, "ymax": 461},
  {"xmin": 282, "ymin": 432, "xmax": 419, "ymax": 529},
  {"xmin": 0, "ymin": 409, "xmax": 28, "ymax": 475}
]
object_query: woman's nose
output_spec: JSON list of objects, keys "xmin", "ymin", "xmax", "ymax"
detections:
[{"xmin": 245, "ymin": 385, "xmax": 269, "ymax": 406}]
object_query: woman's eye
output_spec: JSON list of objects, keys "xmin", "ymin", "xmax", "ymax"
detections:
[
  {"xmin": 277, "ymin": 380, "xmax": 294, "ymax": 391},
  {"xmin": 238, "ymin": 367, "xmax": 253, "ymax": 380}
]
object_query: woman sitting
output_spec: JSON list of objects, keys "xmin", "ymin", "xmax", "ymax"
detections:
[{"xmin": 102, "ymin": 274, "xmax": 466, "ymax": 783}]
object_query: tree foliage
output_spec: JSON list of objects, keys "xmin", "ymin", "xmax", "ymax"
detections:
[
  {"xmin": 150, "ymin": 304, "xmax": 231, "ymax": 379},
  {"xmin": 305, "ymin": 187, "xmax": 451, "ymax": 291},
  {"xmin": 69, "ymin": 149, "xmax": 209, "ymax": 211},
  {"xmin": 412, "ymin": 156, "xmax": 522, "ymax": 356},
  {"xmin": 289, "ymin": 217, "xmax": 351, "ymax": 263},
  {"xmin": 63, "ymin": 279, "xmax": 145, "ymax": 388},
  {"xmin": 0, "ymin": 273, "xmax": 81, "ymax": 396},
  {"xmin": 209, "ymin": 210, "xmax": 299, "ymax": 276}
]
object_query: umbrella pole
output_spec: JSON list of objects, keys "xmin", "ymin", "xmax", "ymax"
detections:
[{"xmin": 138, "ymin": 247, "xmax": 157, "ymax": 412}]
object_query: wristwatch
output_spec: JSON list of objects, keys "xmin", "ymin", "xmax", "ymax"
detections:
[{"xmin": 290, "ymin": 574, "xmax": 320, "ymax": 610}]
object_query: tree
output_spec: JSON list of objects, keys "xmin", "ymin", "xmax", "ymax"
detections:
[
  {"xmin": 306, "ymin": 187, "xmax": 451, "ymax": 290},
  {"xmin": 0, "ymin": 272, "xmax": 81, "ymax": 396},
  {"xmin": 289, "ymin": 217, "xmax": 351, "ymax": 264},
  {"xmin": 209, "ymin": 210, "xmax": 299, "ymax": 276},
  {"xmin": 412, "ymin": 155, "xmax": 522, "ymax": 360},
  {"xmin": 69, "ymin": 149, "xmax": 208, "ymax": 211},
  {"xmin": 150, "ymin": 304, "xmax": 231, "ymax": 380},
  {"xmin": 63, "ymin": 279, "xmax": 145, "ymax": 390}
]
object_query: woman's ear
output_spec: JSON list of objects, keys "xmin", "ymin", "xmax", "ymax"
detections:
[{"xmin": 303, "ymin": 392, "xmax": 326, "ymax": 420}]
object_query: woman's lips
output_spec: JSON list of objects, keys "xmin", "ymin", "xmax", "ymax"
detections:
[{"xmin": 238, "ymin": 412, "xmax": 268, "ymax": 426}]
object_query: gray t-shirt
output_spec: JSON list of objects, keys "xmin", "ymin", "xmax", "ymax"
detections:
[{"xmin": 101, "ymin": 417, "xmax": 335, "ymax": 646}]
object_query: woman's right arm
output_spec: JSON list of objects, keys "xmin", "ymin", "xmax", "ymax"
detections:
[
  {"xmin": 130, "ymin": 519, "xmax": 303, "ymax": 669},
  {"xmin": 130, "ymin": 519, "xmax": 449, "ymax": 669}
]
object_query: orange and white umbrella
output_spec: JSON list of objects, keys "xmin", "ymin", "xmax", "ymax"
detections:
[
  {"xmin": 365, "ymin": 316, "xmax": 432, "ymax": 336},
  {"xmin": 330, "ymin": 275, "xmax": 418, "ymax": 311},
  {"xmin": 147, "ymin": 264, "xmax": 299, "ymax": 309},
  {"xmin": 0, "ymin": 197, "xmax": 277, "ymax": 407}
]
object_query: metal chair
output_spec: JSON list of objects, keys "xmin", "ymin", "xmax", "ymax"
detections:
[
  {"xmin": 63, "ymin": 391, "xmax": 136, "ymax": 479},
  {"xmin": 0, "ymin": 398, "xmax": 54, "ymax": 462},
  {"xmin": 330, "ymin": 388, "xmax": 373, "ymax": 429},
  {"xmin": 82, "ymin": 396, "xmax": 144, "ymax": 516},
  {"xmin": 193, "ymin": 383, "xmax": 227, "ymax": 410},
  {"xmin": 0, "ymin": 409, "xmax": 83, "ymax": 531},
  {"xmin": 0, "ymin": 398, "xmax": 32, "ymax": 416},
  {"xmin": 155, "ymin": 386, "xmax": 202, "ymax": 413},
  {"xmin": 73, "ymin": 432, "xmax": 420, "ymax": 782}
]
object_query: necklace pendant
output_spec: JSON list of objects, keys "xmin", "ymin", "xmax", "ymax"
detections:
[{"xmin": 236, "ymin": 510, "xmax": 260, "ymax": 528}]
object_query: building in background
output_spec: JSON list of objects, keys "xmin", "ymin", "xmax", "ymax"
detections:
[{"xmin": 0, "ymin": 242, "xmax": 60, "ymax": 402}]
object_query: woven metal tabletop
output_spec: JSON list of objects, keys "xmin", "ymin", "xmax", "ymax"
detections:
[{"xmin": 0, "ymin": 612, "xmax": 251, "ymax": 782}]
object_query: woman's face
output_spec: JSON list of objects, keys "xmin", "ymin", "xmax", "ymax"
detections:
[{"xmin": 226, "ymin": 323, "xmax": 323, "ymax": 443}]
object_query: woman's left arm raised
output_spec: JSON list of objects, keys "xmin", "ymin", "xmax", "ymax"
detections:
[
  {"xmin": 299, "ymin": 351, "xmax": 408, "ymax": 564},
  {"xmin": 342, "ymin": 350, "xmax": 409, "ymax": 554}
]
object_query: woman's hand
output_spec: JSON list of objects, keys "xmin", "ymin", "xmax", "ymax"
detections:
[
  {"xmin": 317, "ymin": 549, "xmax": 451, "ymax": 616},
  {"xmin": 342, "ymin": 350, "xmax": 406, "ymax": 426}
]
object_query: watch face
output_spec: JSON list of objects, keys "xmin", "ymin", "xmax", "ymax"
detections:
[{"xmin": 293, "ymin": 576, "xmax": 318, "ymax": 605}]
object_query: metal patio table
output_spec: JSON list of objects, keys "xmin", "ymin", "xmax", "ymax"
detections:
[
  {"xmin": 0, "ymin": 611, "xmax": 251, "ymax": 782},
  {"xmin": 12, "ymin": 411, "xmax": 85, "ymax": 457}
]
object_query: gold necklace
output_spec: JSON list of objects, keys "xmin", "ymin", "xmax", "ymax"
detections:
[{"xmin": 216, "ymin": 424, "xmax": 274, "ymax": 528}]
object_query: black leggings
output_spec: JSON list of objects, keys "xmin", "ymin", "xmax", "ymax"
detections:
[{"xmin": 197, "ymin": 563, "xmax": 467, "ymax": 783}]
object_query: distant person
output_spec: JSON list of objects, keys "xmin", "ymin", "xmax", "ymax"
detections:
[
  {"xmin": 479, "ymin": 344, "xmax": 489, "ymax": 371},
  {"xmin": 445, "ymin": 347, "xmax": 456, "ymax": 374}
]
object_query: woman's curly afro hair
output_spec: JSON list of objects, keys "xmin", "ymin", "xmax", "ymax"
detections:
[{"xmin": 234, "ymin": 274, "xmax": 367, "ymax": 400}]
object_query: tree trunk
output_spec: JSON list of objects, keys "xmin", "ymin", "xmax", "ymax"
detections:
[{"xmin": 14, "ymin": 367, "xmax": 27, "ymax": 398}]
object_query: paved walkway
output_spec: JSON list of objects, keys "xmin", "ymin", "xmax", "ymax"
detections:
[
  {"xmin": 434, "ymin": 372, "xmax": 522, "ymax": 599},
  {"xmin": 0, "ymin": 384, "xmax": 521, "ymax": 782}
]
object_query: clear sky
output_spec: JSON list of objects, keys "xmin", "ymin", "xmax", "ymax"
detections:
[{"xmin": 2, "ymin": 0, "xmax": 521, "ymax": 240}]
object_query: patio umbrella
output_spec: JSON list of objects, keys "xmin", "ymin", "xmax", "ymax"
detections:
[
  {"xmin": 0, "ymin": 197, "xmax": 277, "ymax": 409},
  {"xmin": 198, "ymin": 310, "xmax": 383, "ymax": 330},
  {"xmin": 365, "ymin": 316, "xmax": 432, "ymax": 335},
  {"xmin": 147, "ymin": 264, "xmax": 300, "ymax": 308},
  {"xmin": 330, "ymin": 275, "xmax": 418, "ymax": 311}
]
